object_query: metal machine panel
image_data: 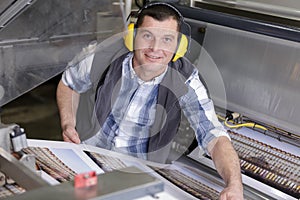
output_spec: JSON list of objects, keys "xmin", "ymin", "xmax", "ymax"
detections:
[
  {"xmin": 0, "ymin": 0, "xmax": 125, "ymax": 106},
  {"xmin": 6, "ymin": 166, "xmax": 164, "ymax": 200},
  {"xmin": 192, "ymin": 0, "xmax": 300, "ymax": 20},
  {"xmin": 175, "ymin": 3, "xmax": 300, "ymax": 199},
  {"xmin": 201, "ymin": 24, "xmax": 300, "ymax": 136},
  {"xmin": 175, "ymin": 3, "xmax": 300, "ymax": 136}
]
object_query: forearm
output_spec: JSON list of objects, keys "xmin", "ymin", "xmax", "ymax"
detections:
[
  {"xmin": 209, "ymin": 136, "xmax": 242, "ymax": 188},
  {"xmin": 56, "ymin": 80, "xmax": 80, "ymax": 130}
]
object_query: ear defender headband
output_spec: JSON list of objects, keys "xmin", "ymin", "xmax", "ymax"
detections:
[{"xmin": 123, "ymin": 2, "xmax": 191, "ymax": 62}]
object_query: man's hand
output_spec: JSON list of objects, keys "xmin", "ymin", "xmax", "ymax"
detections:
[
  {"xmin": 219, "ymin": 182, "xmax": 244, "ymax": 200},
  {"xmin": 62, "ymin": 125, "xmax": 81, "ymax": 144},
  {"xmin": 57, "ymin": 80, "xmax": 80, "ymax": 144},
  {"xmin": 208, "ymin": 136, "xmax": 244, "ymax": 200}
]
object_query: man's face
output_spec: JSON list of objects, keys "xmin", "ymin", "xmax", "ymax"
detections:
[{"xmin": 133, "ymin": 16, "xmax": 179, "ymax": 75}]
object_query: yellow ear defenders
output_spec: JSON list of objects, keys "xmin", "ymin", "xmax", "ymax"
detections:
[
  {"xmin": 123, "ymin": 2, "xmax": 190, "ymax": 62},
  {"xmin": 124, "ymin": 23, "xmax": 135, "ymax": 52},
  {"xmin": 172, "ymin": 33, "xmax": 189, "ymax": 62}
]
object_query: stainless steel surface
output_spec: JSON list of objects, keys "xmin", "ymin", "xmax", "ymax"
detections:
[
  {"xmin": 6, "ymin": 166, "xmax": 164, "ymax": 200},
  {"xmin": 0, "ymin": 0, "xmax": 125, "ymax": 106},
  {"xmin": 201, "ymin": 23, "xmax": 300, "ymax": 136},
  {"xmin": 0, "ymin": 123, "xmax": 15, "ymax": 152},
  {"xmin": 0, "ymin": 0, "xmax": 36, "ymax": 29},
  {"xmin": 177, "ymin": 4, "xmax": 300, "ymax": 199},
  {"xmin": 192, "ymin": 0, "xmax": 300, "ymax": 20}
]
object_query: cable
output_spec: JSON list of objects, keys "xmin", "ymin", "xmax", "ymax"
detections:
[
  {"xmin": 217, "ymin": 112, "xmax": 268, "ymax": 131},
  {"xmin": 224, "ymin": 118, "xmax": 268, "ymax": 131}
]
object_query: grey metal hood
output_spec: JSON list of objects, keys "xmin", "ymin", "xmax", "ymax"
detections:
[{"xmin": 0, "ymin": 0, "xmax": 125, "ymax": 106}]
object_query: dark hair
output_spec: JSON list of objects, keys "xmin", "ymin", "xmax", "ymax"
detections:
[{"xmin": 136, "ymin": 4, "xmax": 181, "ymax": 31}]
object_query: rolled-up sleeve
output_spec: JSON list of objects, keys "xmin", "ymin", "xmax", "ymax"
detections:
[
  {"xmin": 61, "ymin": 53, "xmax": 94, "ymax": 93},
  {"xmin": 180, "ymin": 69, "xmax": 230, "ymax": 156}
]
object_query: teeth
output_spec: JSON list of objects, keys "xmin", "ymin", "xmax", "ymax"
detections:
[{"xmin": 147, "ymin": 55, "xmax": 159, "ymax": 59}]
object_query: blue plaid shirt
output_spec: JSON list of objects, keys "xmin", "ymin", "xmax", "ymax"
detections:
[{"xmin": 62, "ymin": 52, "xmax": 229, "ymax": 159}]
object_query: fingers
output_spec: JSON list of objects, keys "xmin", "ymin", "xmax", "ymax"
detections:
[
  {"xmin": 219, "ymin": 186, "xmax": 244, "ymax": 200},
  {"xmin": 62, "ymin": 127, "xmax": 81, "ymax": 144}
]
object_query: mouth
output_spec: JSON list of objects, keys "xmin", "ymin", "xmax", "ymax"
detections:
[{"xmin": 145, "ymin": 53, "xmax": 162, "ymax": 61}]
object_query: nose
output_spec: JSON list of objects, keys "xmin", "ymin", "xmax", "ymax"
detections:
[{"xmin": 150, "ymin": 38, "xmax": 161, "ymax": 51}]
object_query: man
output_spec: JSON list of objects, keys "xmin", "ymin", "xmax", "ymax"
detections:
[{"xmin": 57, "ymin": 2, "xmax": 243, "ymax": 199}]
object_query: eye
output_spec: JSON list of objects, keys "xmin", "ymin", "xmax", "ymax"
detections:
[
  {"xmin": 142, "ymin": 33, "xmax": 153, "ymax": 40},
  {"xmin": 162, "ymin": 36, "xmax": 173, "ymax": 43}
]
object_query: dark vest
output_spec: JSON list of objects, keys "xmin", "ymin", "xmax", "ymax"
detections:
[
  {"xmin": 75, "ymin": 38, "xmax": 197, "ymax": 163},
  {"xmin": 75, "ymin": 39, "xmax": 129, "ymax": 141},
  {"xmin": 94, "ymin": 52, "xmax": 195, "ymax": 162}
]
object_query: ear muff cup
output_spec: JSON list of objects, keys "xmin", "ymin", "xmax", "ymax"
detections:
[
  {"xmin": 124, "ymin": 23, "xmax": 135, "ymax": 51},
  {"xmin": 172, "ymin": 33, "xmax": 188, "ymax": 62}
]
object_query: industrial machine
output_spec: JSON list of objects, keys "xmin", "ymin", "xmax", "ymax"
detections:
[
  {"xmin": 173, "ymin": 0, "xmax": 300, "ymax": 199},
  {"xmin": 0, "ymin": 0, "xmax": 299, "ymax": 199}
]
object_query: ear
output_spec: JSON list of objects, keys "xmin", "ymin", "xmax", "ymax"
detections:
[
  {"xmin": 124, "ymin": 23, "xmax": 135, "ymax": 51},
  {"xmin": 172, "ymin": 34, "xmax": 188, "ymax": 62}
]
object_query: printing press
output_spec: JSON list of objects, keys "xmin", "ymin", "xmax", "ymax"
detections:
[{"xmin": 0, "ymin": 0, "xmax": 299, "ymax": 199}]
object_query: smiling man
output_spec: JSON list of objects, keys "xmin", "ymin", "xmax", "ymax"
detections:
[
  {"xmin": 133, "ymin": 17, "xmax": 178, "ymax": 81},
  {"xmin": 56, "ymin": 2, "xmax": 243, "ymax": 199}
]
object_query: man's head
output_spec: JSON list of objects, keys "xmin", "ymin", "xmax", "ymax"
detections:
[
  {"xmin": 127, "ymin": 3, "xmax": 189, "ymax": 80},
  {"xmin": 124, "ymin": 3, "xmax": 190, "ymax": 58}
]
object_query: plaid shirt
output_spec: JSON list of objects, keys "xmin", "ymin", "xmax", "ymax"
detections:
[{"xmin": 62, "ymin": 53, "xmax": 228, "ymax": 159}]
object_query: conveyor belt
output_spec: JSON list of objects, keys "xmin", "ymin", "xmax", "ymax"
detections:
[
  {"xmin": 229, "ymin": 130, "xmax": 300, "ymax": 199},
  {"xmin": 22, "ymin": 147, "xmax": 76, "ymax": 182},
  {"xmin": 0, "ymin": 181, "xmax": 25, "ymax": 199},
  {"xmin": 84, "ymin": 151, "xmax": 127, "ymax": 172},
  {"xmin": 152, "ymin": 166, "xmax": 220, "ymax": 200},
  {"xmin": 21, "ymin": 139, "xmax": 299, "ymax": 199}
]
